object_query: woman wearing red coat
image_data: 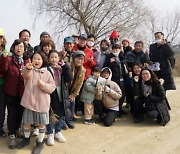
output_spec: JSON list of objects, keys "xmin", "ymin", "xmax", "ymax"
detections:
[{"xmin": 0, "ymin": 39, "xmax": 28, "ymax": 149}]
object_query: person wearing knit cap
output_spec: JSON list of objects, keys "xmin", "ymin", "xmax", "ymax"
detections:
[
  {"xmin": 122, "ymin": 38, "xmax": 133, "ymax": 56},
  {"xmin": 68, "ymin": 50, "xmax": 86, "ymax": 121},
  {"xmin": 34, "ymin": 31, "xmax": 51, "ymax": 52},
  {"xmin": 109, "ymin": 30, "xmax": 119, "ymax": 46}
]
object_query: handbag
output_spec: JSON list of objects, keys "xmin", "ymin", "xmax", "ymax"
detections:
[{"xmin": 49, "ymin": 108, "xmax": 60, "ymax": 124}]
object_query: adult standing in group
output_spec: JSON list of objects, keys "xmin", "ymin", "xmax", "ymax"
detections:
[
  {"xmin": 73, "ymin": 34, "xmax": 96, "ymax": 79},
  {"xmin": 149, "ymin": 32, "xmax": 176, "ymax": 91},
  {"xmin": 10, "ymin": 29, "xmax": 33, "ymax": 60},
  {"xmin": 60, "ymin": 36, "xmax": 74, "ymax": 67},
  {"xmin": 34, "ymin": 31, "xmax": 51, "ymax": 52}
]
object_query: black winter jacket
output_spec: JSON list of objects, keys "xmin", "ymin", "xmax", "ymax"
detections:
[
  {"xmin": 149, "ymin": 43, "xmax": 176, "ymax": 90},
  {"xmin": 49, "ymin": 63, "xmax": 73, "ymax": 120}
]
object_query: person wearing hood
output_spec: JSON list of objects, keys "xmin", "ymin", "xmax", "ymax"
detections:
[
  {"xmin": 104, "ymin": 44, "xmax": 127, "ymax": 116},
  {"xmin": 94, "ymin": 67, "xmax": 122, "ymax": 127},
  {"xmin": 125, "ymin": 41, "xmax": 150, "ymax": 70}
]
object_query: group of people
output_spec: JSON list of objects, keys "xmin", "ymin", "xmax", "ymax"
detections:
[{"xmin": 0, "ymin": 28, "xmax": 176, "ymax": 154}]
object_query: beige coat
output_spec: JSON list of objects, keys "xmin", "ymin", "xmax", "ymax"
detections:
[
  {"xmin": 97, "ymin": 67, "xmax": 122, "ymax": 109},
  {"xmin": 21, "ymin": 67, "xmax": 56, "ymax": 113}
]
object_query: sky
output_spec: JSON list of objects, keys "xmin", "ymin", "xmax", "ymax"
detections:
[{"xmin": 1, "ymin": 0, "xmax": 180, "ymax": 49}]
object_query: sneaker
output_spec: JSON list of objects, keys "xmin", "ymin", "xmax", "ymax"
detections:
[
  {"xmin": 8, "ymin": 134, "xmax": 16, "ymax": 149},
  {"xmin": 17, "ymin": 137, "xmax": 30, "ymax": 149},
  {"xmin": 84, "ymin": 119, "xmax": 95, "ymax": 125},
  {"xmin": 0, "ymin": 130, "xmax": 7, "ymax": 137},
  {"xmin": 32, "ymin": 128, "xmax": 39, "ymax": 136},
  {"xmin": 47, "ymin": 134, "xmax": 54, "ymax": 146},
  {"xmin": 32, "ymin": 141, "xmax": 44, "ymax": 154},
  {"xmin": 55, "ymin": 132, "xmax": 66, "ymax": 143}
]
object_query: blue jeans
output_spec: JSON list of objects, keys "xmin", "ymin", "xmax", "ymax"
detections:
[{"xmin": 46, "ymin": 116, "xmax": 64, "ymax": 134}]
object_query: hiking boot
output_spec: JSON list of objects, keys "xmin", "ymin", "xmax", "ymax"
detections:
[
  {"xmin": 0, "ymin": 130, "xmax": 7, "ymax": 137},
  {"xmin": 47, "ymin": 134, "xmax": 54, "ymax": 146},
  {"xmin": 8, "ymin": 134, "xmax": 16, "ymax": 149},
  {"xmin": 32, "ymin": 141, "xmax": 44, "ymax": 154},
  {"xmin": 55, "ymin": 132, "xmax": 66, "ymax": 143},
  {"xmin": 17, "ymin": 137, "xmax": 30, "ymax": 149}
]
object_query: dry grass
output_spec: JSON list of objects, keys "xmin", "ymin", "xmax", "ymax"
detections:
[{"xmin": 173, "ymin": 53, "xmax": 180, "ymax": 77}]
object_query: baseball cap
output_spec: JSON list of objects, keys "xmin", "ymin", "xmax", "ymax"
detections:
[
  {"xmin": 64, "ymin": 36, "xmax": 74, "ymax": 44},
  {"xmin": 78, "ymin": 34, "xmax": 87, "ymax": 40}
]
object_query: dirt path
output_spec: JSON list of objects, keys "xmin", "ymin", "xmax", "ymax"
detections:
[{"xmin": 0, "ymin": 78, "xmax": 180, "ymax": 154}]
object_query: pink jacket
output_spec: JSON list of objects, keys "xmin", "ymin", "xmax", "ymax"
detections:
[{"xmin": 21, "ymin": 67, "xmax": 56, "ymax": 113}]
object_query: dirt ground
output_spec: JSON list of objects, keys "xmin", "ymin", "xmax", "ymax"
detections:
[{"xmin": 0, "ymin": 78, "xmax": 180, "ymax": 154}]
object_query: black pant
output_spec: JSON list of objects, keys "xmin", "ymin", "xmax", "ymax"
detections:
[
  {"xmin": 6, "ymin": 94, "xmax": 24, "ymax": 135},
  {"xmin": 133, "ymin": 98, "xmax": 144, "ymax": 119},
  {"xmin": 118, "ymin": 81, "xmax": 125, "ymax": 110},
  {"xmin": 94, "ymin": 100, "xmax": 118, "ymax": 127},
  {"xmin": 0, "ymin": 86, "xmax": 6, "ymax": 131}
]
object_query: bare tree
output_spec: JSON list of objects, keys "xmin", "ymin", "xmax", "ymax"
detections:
[
  {"xmin": 30, "ymin": 0, "xmax": 151, "ymax": 40},
  {"xmin": 146, "ymin": 9, "xmax": 180, "ymax": 45}
]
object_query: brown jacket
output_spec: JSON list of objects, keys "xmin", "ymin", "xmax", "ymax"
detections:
[{"xmin": 69, "ymin": 65, "xmax": 86, "ymax": 98}]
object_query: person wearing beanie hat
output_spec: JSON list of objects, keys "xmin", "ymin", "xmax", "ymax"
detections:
[
  {"xmin": 72, "ymin": 50, "xmax": 85, "ymax": 59},
  {"xmin": 68, "ymin": 50, "xmax": 86, "ymax": 122},
  {"xmin": 40, "ymin": 31, "xmax": 50, "ymax": 38},
  {"xmin": 34, "ymin": 31, "xmax": 51, "ymax": 52},
  {"xmin": 109, "ymin": 30, "xmax": 119, "ymax": 47},
  {"xmin": 121, "ymin": 38, "xmax": 132, "ymax": 56},
  {"xmin": 73, "ymin": 34, "xmax": 96, "ymax": 80}
]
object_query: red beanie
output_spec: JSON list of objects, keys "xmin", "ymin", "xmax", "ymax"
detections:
[{"xmin": 109, "ymin": 30, "xmax": 119, "ymax": 39}]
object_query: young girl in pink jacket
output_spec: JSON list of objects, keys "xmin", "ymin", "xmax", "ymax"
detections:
[{"xmin": 17, "ymin": 51, "xmax": 56, "ymax": 154}]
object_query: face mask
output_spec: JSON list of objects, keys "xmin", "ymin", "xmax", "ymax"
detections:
[
  {"xmin": 155, "ymin": 39, "xmax": 162, "ymax": 44},
  {"xmin": 101, "ymin": 47, "xmax": 108, "ymax": 51},
  {"xmin": 87, "ymin": 41, "xmax": 94, "ymax": 47}
]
